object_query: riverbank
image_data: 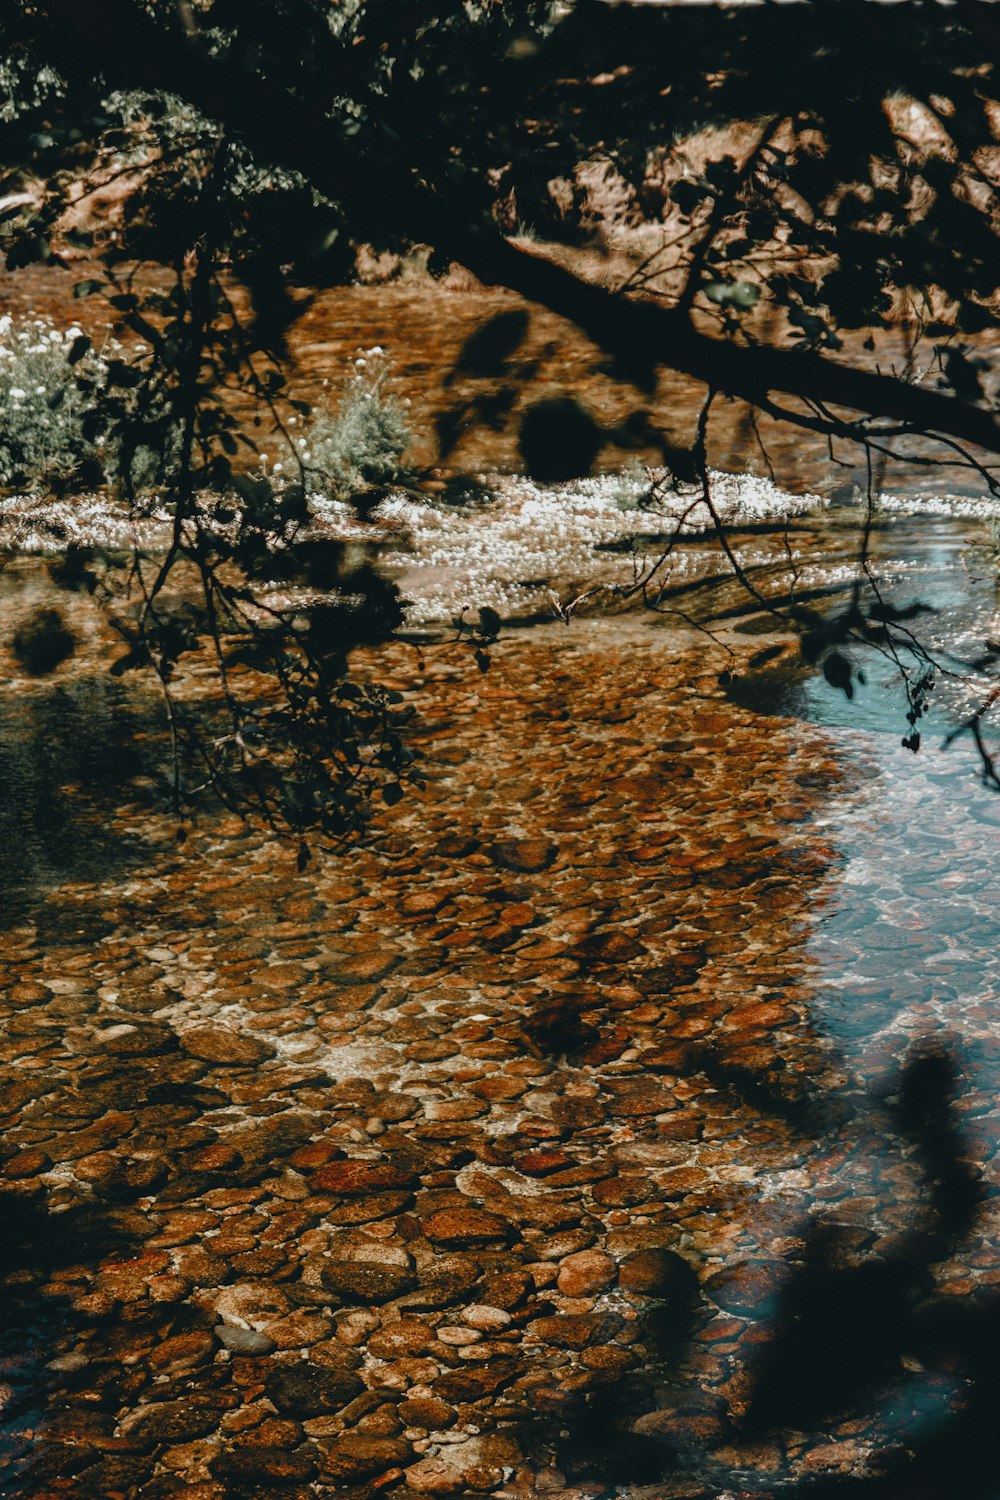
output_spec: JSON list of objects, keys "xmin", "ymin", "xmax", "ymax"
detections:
[{"xmin": 0, "ymin": 266, "xmax": 989, "ymax": 501}]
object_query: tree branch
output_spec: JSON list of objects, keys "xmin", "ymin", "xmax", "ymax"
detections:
[{"xmin": 30, "ymin": 0, "xmax": 1000, "ymax": 460}]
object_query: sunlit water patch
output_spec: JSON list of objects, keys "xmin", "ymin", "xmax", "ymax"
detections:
[
  {"xmin": 371, "ymin": 468, "xmax": 829, "ymax": 624},
  {"xmin": 6, "ymin": 471, "xmax": 1000, "ymax": 641},
  {"xmin": 0, "ymin": 467, "xmax": 827, "ymax": 627},
  {"xmin": 811, "ymin": 740, "xmax": 1000, "ymax": 1059},
  {"xmin": 728, "ymin": 498, "xmax": 1000, "ymax": 1086}
]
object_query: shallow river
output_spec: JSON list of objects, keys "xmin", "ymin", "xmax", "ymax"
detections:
[
  {"xmin": 0, "ymin": 483, "xmax": 998, "ymax": 1499},
  {"xmin": 1, "ymin": 276, "xmax": 999, "ymax": 1499}
]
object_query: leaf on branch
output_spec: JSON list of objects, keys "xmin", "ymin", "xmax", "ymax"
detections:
[
  {"xmin": 942, "ymin": 348, "xmax": 985, "ymax": 405},
  {"xmin": 670, "ymin": 179, "xmax": 709, "ymax": 215},
  {"xmin": 822, "ymin": 651, "xmax": 854, "ymax": 699},
  {"xmin": 109, "ymin": 645, "xmax": 150, "ymax": 676},
  {"xmin": 704, "ymin": 280, "xmax": 760, "ymax": 311},
  {"xmin": 478, "ymin": 605, "xmax": 502, "ymax": 638},
  {"xmin": 106, "ymin": 360, "xmax": 142, "ymax": 388},
  {"xmin": 6, "ymin": 236, "xmax": 47, "ymax": 270}
]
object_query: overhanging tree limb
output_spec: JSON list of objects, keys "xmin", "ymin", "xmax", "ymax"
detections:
[{"xmin": 28, "ymin": 0, "xmax": 1000, "ymax": 461}]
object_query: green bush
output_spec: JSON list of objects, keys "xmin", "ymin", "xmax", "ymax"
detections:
[
  {"xmin": 0, "ymin": 319, "xmax": 409, "ymax": 512},
  {"xmin": 294, "ymin": 347, "xmax": 410, "ymax": 500},
  {"xmin": 0, "ymin": 314, "xmax": 112, "ymax": 491},
  {"xmin": 0, "ymin": 314, "xmax": 206, "ymax": 500}
]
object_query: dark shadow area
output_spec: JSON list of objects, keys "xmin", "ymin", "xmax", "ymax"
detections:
[
  {"xmin": 746, "ymin": 1049, "xmax": 978, "ymax": 1420},
  {"xmin": 435, "ymin": 384, "xmax": 519, "ymax": 459},
  {"xmin": 518, "ymin": 395, "xmax": 604, "ymax": 481},
  {"xmin": 517, "ymin": 1258, "xmax": 703, "ymax": 1491},
  {"xmin": 737, "ymin": 1044, "xmax": 993, "ymax": 1499},
  {"xmin": 525, "ymin": 1042, "xmax": 999, "ymax": 1499},
  {"xmin": 436, "ymin": 315, "xmax": 676, "ymax": 474},
  {"xmin": 446, "ymin": 308, "xmax": 531, "ymax": 382},
  {"xmin": 757, "ymin": 1284, "xmax": 1000, "ymax": 1500},
  {"xmin": 0, "ymin": 673, "xmax": 166, "ymax": 924},
  {"xmin": 11, "ymin": 606, "xmax": 76, "ymax": 675},
  {"xmin": 549, "ymin": 1398, "xmax": 677, "ymax": 1488},
  {"xmin": 436, "ymin": 309, "xmax": 535, "ymax": 461},
  {"xmin": 0, "ymin": 1191, "xmax": 134, "ymax": 1280},
  {"xmin": 692, "ymin": 1039, "xmax": 850, "ymax": 1137},
  {"xmin": 0, "ymin": 1115, "xmax": 304, "ymax": 1497},
  {"xmin": 0, "ymin": 1182, "xmax": 142, "ymax": 1494},
  {"xmin": 521, "ymin": 998, "xmax": 601, "ymax": 1060}
]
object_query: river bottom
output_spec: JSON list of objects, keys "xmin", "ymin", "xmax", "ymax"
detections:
[{"xmin": 0, "ymin": 611, "xmax": 997, "ymax": 1499}]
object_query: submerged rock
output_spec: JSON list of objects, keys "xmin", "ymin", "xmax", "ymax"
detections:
[
  {"xmin": 216, "ymin": 1323, "xmax": 277, "ymax": 1355},
  {"xmin": 265, "ymin": 1363, "xmax": 364, "ymax": 1416}
]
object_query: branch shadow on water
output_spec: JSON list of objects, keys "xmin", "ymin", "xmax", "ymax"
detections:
[
  {"xmin": 0, "ymin": 673, "xmax": 170, "ymax": 929},
  {"xmin": 532, "ymin": 1041, "xmax": 998, "ymax": 1499},
  {"xmin": 745, "ymin": 1047, "xmax": 979, "ymax": 1407},
  {"xmin": 740, "ymin": 1044, "xmax": 999, "ymax": 1500}
]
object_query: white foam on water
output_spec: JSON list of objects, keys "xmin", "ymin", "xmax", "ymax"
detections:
[
  {"xmin": 877, "ymin": 490, "xmax": 1000, "ymax": 521},
  {"xmin": 375, "ymin": 468, "xmax": 825, "ymax": 624},
  {"xmin": 3, "ymin": 470, "xmax": 997, "ymax": 627}
]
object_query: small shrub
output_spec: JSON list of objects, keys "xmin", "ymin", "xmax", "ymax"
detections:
[
  {"xmin": 606, "ymin": 460, "xmax": 653, "ymax": 512},
  {"xmin": 0, "ymin": 314, "xmax": 189, "ymax": 498},
  {"xmin": 0, "ymin": 315, "xmax": 111, "ymax": 491},
  {"xmin": 113, "ymin": 396, "xmax": 185, "ymax": 497},
  {"xmin": 0, "ymin": 319, "xmax": 408, "ymax": 518},
  {"xmin": 295, "ymin": 348, "xmax": 410, "ymax": 503}
]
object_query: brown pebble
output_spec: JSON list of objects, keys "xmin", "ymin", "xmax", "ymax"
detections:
[
  {"xmin": 313, "ymin": 1160, "xmax": 417, "ymax": 1195},
  {"xmin": 556, "ymin": 1249, "xmax": 617, "ymax": 1297},
  {"xmin": 2, "ymin": 1149, "xmax": 52, "ymax": 1178},
  {"xmin": 180, "ymin": 1026, "xmax": 276, "ymax": 1066},
  {"xmin": 423, "ymin": 1208, "xmax": 514, "ymax": 1246}
]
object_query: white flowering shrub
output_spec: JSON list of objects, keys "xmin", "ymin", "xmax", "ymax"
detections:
[
  {"xmin": 296, "ymin": 348, "xmax": 410, "ymax": 500},
  {"xmin": 0, "ymin": 315, "xmax": 113, "ymax": 491},
  {"xmin": 0, "ymin": 319, "xmax": 408, "ymax": 514},
  {"xmin": 0, "ymin": 314, "xmax": 187, "ymax": 497}
]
